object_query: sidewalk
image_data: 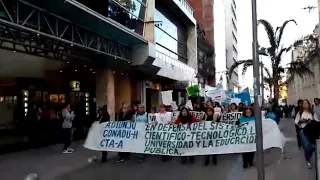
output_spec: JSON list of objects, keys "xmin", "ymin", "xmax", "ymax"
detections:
[
  {"xmin": 0, "ymin": 141, "xmax": 117, "ymax": 180},
  {"xmin": 243, "ymin": 118, "xmax": 316, "ymax": 180}
]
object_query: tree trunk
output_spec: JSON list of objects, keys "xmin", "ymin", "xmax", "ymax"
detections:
[{"xmin": 273, "ymin": 82, "xmax": 280, "ymax": 104}]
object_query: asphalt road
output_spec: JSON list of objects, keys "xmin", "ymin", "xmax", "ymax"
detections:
[{"xmin": 0, "ymin": 118, "xmax": 316, "ymax": 180}]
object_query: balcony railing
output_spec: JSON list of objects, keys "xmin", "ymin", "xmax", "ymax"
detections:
[
  {"xmin": 177, "ymin": 0, "xmax": 194, "ymax": 16},
  {"xmin": 156, "ymin": 50, "xmax": 195, "ymax": 74}
]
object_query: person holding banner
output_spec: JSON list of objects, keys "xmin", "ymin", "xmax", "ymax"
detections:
[
  {"xmin": 238, "ymin": 107, "xmax": 255, "ymax": 169},
  {"xmin": 135, "ymin": 104, "xmax": 148, "ymax": 163},
  {"xmin": 98, "ymin": 105, "xmax": 110, "ymax": 163},
  {"xmin": 229, "ymin": 103, "xmax": 238, "ymax": 112},
  {"xmin": 116, "ymin": 102, "xmax": 134, "ymax": 163},
  {"xmin": 155, "ymin": 104, "xmax": 173, "ymax": 162},
  {"xmin": 175, "ymin": 106, "xmax": 198, "ymax": 164},
  {"xmin": 204, "ymin": 107, "xmax": 218, "ymax": 166}
]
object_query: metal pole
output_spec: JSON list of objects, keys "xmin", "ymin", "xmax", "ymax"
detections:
[
  {"xmin": 251, "ymin": 0, "xmax": 265, "ymax": 179},
  {"xmin": 260, "ymin": 61, "xmax": 265, "ymax": 106}
]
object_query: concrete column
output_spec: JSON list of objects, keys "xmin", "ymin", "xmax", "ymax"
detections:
[
  {"xmin": 140, "ymin": 81, "xmax": 146, "ymax": 106},
  {"xmin": 143, "ymin": 0, "xmax": 155, "ymax": 42},
  {"xmin": 187, "ymin": 26, "xmax": 197, "ymax": 70},
  {"xmin": 96, "ymin": 69, "xmax": 115, "ymax": 120},
  {"xmin": 177, "ymin": 92, "xmax": 182, "ymax": 105}
]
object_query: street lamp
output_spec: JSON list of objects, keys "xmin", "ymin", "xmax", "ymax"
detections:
[{"xmin": 252, "ymin": 0, "xmax": 265, "ymax": 179}]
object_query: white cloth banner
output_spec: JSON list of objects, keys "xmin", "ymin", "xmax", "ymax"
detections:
[
  {"xmin": 84, "ymin": 119, "xmax": 285, "ymax": 156},
  {"xmin": 205, "ymin": 88, "xmax": 227, "ymax": 101}
]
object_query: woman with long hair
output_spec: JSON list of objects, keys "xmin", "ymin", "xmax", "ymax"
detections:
[
  {"xmin": 204, "ymin": 107, "xmax": 218, "ymax": 166},
  {"xmin": 175, "ymin": 106, "xmax": 197, "ymax": 164},
  {"xmin": 238, "ymin": 107, "xmax": 255, "ymax": 168},
  {"xmin": 295, "ymin": 99, "xmax": 319, "ymax": 168}
]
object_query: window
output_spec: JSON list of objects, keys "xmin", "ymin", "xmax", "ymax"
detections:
[
  {"xmin": 76, "ymin": 0, "xmax": 146, "ymax": 35},
  {"xmin": 232, "ymin": 45, "xmax": 238, "ymax": 54},
  {"xmin": 154, "ymin": 7, "xmax": 188, "ymax": 62},
  {"xmin": 232, "ymin": 31, "xmax": 237, "ymax": 43},
  {"xmin": 232, "ymin": 0, "xmax": 236, "ymax": 9},
  {"xmin": 232, "ymin": 19, "xmax": 237, "ymax": 32},
  {"xmin": 231, "ymin": 5, "xmax": 237, "ymax": 20}
]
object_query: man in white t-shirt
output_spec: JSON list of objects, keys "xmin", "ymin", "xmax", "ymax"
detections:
[
  {"xmin": 155, "ymin": 104, "xmax": 173, "ymax": 162},
  {"xmin": 155, "ymin": 104, "xmax": 173, "ymax": 124}
]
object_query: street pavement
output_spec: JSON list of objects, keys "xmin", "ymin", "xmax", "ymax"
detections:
[{"xmin": 0, "ymin": 118, "xmax": 316, "ymax": 180}]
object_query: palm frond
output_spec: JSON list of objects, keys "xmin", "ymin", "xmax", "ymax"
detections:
[
  {"xmin": 276, "ymin": 19, "xmax": 297, "ymax": 46},
  {"xmin": 287, "ymin": 61, "xmax": 313, "ymax": 78},
  {"xmin": 262, "ymin": 66, "xmax": 272, "ymax": 79},
  {"xmin": 276, "ymin": 45, "xmax": 293, "ymax": 65},
  {"xmin": 263, "ymin": 77, "xmax": 273, "ymax": 85},
  {"xmin": 258, "ymin": 19, "xmax": 277, "ymax": 57},
  {"xmin": 228, "ymin": 59, "xmax": 252, "ymax": 79},
  {"xmin": 241, "ymin": 60, "xmax": 254, "ymax": 76}
]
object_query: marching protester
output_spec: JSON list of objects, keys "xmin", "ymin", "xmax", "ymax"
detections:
[
  {"xmin": 155, "ymin": 104, "xmax": 173, "ymax": 162},
  {"xmin": 238, "ymin": 102, "xmax": 245, "ymax": 112},
  {"xmin": 295, "ymin": 99, "xmax": 303, "ymax": 150},
  {"xmin": 175, "ymin": 106, "xmax": 198, "ymax": 164},
  {"xmin": 61, "ymin": 103, "xmax": 76, "ymax": 154},
  {"xmin": 148, "ymin": 107, "xmax": 157, "ymax": 123},
  {"xmin": 265, "ymin": 105, "xmax": 278, "ymax": 124},
  {"xmin": 238, "ymin": 107, "xmax": 255, "ymax": 168},
  {"xmin": 98, "ymin": 105, "xmax": 110, "ymax": 163},
  {"xmin": 313, "ymin": 98, "xmax": 320, "ymax": 119},
  {"xmin": 135, "ymin": 104, "xmax": 148, "ymax": 163},
  {"xmin": 204, "ymin": 107, "xmax": 218, "ymax": 166},
  {"xmin": 116, "ymin": 102, "xmax": 134, "ymax": 163},
  {"xmin": 229, "ymin": 103, "xmax": 238, "ymax": 112},
  {"xmin": 295, "ymin": 99, "xmax": 320, "ymax": 168}
]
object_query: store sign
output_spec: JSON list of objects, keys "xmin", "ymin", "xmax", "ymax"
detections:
[{"xmin": 70, "ymin": 81, "xmax": 80, "ymax": 91}]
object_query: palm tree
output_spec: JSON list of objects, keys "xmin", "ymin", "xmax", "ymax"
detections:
[{"xmin": 228, "ymin": 19, "xmax": 313, "ymax": 102}]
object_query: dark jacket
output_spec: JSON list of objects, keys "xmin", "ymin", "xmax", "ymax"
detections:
[
  {"xmin": 303, "ymin": 120, "xmax": 320, "ymax": 145},
  {"xmin": 99, "ymin": 114, "xmax": 110, "ymax": 124},
  {"xmin": 118, "ymin": 111, "xmax": 134, "ymax": 121}
]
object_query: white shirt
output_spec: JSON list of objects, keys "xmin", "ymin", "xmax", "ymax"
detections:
[
  {"xmin": 295, "ymin": 111, "xmax": 319, "ymax": 128},
  {"xmin": 155, "ymin": 112, "xmax": 172, "ymax": 124}
]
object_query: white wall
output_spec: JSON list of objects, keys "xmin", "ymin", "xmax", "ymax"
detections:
[{"xmin": 214, "ymin": 0, "xmax": 227, "ymax": 89}]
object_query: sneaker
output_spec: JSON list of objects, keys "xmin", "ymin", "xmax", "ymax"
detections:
[
  {"xmin": 116, "ymin": 159, "xmax": 124, "ymax": 163},
  {"xmin": 307, "ymin": 162, "xmax": 312, "ymax": 169},
  {"xmin": 62, "ymin": 150, "xmax": 73, "ymax": 154},
  {"xmin": 67, "ymin": 148, "xmax": 74, "ymax": 152}
]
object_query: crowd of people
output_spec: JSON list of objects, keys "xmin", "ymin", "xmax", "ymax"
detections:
[
  {"xmin": 58, "ymin": 97, "xmax": 320, "ymax": 170},
  {"xmin": 92, "ymin": 100, "xmax": 272, "ymax": 169}
]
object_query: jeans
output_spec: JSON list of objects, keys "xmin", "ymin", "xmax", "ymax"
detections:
[
  {"xmin": 295, "ymin": 125, "xmax": 302, "ymax": 148},
  {"xmin": 62, "ymin": 128, "xmax": 72, "ymax": 151},
  {"xmin": 299, "ymin": 129, "xmax": 315, "ymax": 162}
]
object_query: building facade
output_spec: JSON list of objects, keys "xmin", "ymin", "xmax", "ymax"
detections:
[
  {"xmin": 286, "ymin": 45, "xmax": 320, "ymax": 105},
  {"xmin": 0, "ymin": 0, "xmax": 197, "ymax": 151},
  {"xmin": 187, "ymin": 0, "xmax": 216, "ymax": 87},
  {"xmin": 223, "ymin": 0, "xmax": 239, "ymax": 91}
]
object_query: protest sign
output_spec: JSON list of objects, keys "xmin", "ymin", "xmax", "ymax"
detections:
[
  {"xmin": 148, "ymin": 111, "xmax": 206, "ymax": 122},
  {"xmin": 221, "ymin": 112, "xmax": 242, "ymax": 125},
  {"xmin": 84, "ymin": 119, "xmax": 285, "ymax": 156}
]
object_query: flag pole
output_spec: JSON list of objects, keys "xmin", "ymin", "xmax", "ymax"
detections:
[{"xmin": 251, "ymin": 0, "xmax": 265, "ymax": 179}]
